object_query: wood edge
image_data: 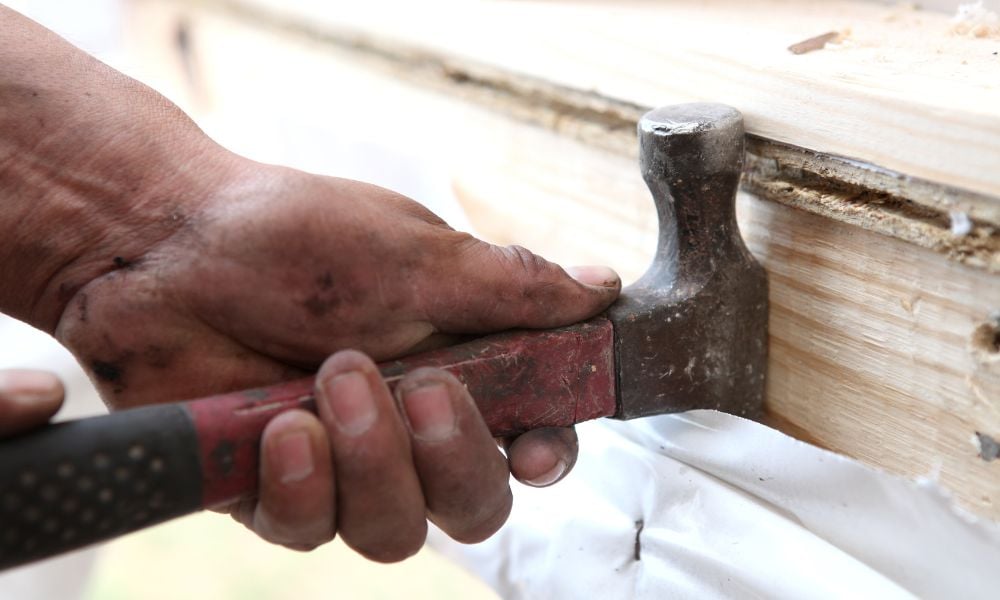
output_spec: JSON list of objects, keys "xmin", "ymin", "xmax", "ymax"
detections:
[{"xmin": 181, "ymin": 0, "xmax": 999, "ymax": 272}]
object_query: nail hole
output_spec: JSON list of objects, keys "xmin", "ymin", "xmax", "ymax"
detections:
[
  {"xmin": 972, "ymin": 321, "xmax": 1000, "ymax": 354},
  {"xmin": 976, "ymin": 432, "xmax": 1000, "ymax": 462},
  {"xmin": 969, "ymin": 310, "xmax": 1000, "ymax": 365},
  {"xmin": 971, "ymin": 316, "xmax": 1000, "ymax": 361}
]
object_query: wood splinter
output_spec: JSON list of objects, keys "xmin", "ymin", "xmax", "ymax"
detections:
[{"xmin": 788, "ymin": 31, "xmax": 842, "ymax": 55}]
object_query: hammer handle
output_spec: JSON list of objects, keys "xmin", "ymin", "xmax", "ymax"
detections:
[{"xmin": 0, "ymin": 319, "xmax": 616, "ymax": 570}]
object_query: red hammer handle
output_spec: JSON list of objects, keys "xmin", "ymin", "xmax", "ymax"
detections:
[
  {"xmin": 190, "ymin": 317, "xmax": 617, "ymax": 506},
  {"xmin": 0, "ymin": 319, "xmax": 615, "ymax": 571}
]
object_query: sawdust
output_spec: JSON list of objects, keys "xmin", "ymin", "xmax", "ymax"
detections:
[
  {"xmin": 743, "ymin": 141, "xmax": 1000, "ymax": 272},
  {"xmin": 951, "ymin": 1, "xmax": 1000, "ymax": 39},
  {"xmin": 950, "ymin": 211, "xmax": 974, "ymax": 237}
]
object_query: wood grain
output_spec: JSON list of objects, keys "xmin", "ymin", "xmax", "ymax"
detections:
[{"xmin": 212, "ymin": 0, "xmax": 1000, "ymax": 200}]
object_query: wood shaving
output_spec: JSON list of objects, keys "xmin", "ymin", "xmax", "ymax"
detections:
[
  {"xmin": 788, "ymin": 30, "xmax": 847, "ymax": 55},
  {"xmin": 951, "ymin": 1, "xmax": 1000, "ymax": 39}
]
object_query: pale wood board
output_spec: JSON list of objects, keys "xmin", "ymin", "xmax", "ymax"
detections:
[
  {"xmin": 222, "ymin": 0, "xmax": 1000, "ymax": 201},
  {"xmin": 174, "ymin": 0, "xmax": 999, "ymax": 269},
  {"xmin": 127, "ymin": 1, "xmax": 1000, "ymax": 520}
]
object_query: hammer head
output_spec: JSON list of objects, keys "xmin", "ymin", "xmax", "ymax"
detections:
[{"xmin": 608, "ymin": 103, "xmax": 768, "ymax": 420}]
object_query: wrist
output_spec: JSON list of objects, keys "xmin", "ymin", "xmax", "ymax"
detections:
[
  {"xmin": 0, "ymin": 83, "xmax": 240, "ymax": 332},
  {"xmin": 0, "ymin": 4, "xmax": 250, "ymax": 332}
]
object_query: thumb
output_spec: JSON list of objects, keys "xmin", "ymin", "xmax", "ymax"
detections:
[{"xmin": 426, "ymin": 240, "xmax": 621, "ymax": 333}]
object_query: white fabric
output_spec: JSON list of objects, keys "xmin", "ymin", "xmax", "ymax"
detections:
[{"xmin": 431, "ymin": 413, "xmax": 1000, "ymax": 600}]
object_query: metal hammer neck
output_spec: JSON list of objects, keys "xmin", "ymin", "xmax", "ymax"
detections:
[{"xmin": 638, "ymin": 104, "xmax": 746, "ymax": 287}]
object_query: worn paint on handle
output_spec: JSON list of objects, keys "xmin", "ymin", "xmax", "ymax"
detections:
[{"xmin": 188, "ymin": 318, "xmax": 617, "ymax": 508}]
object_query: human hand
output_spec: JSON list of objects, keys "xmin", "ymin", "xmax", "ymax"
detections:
[
  {"xmin": 0, "ymin": 5, "xmax": 621, "ymax": 561},
  {"xmin": 48, "ymin": 159, "xmax": 620, "ymax": 559},
  {"xmin": 0, "ymin": 370, "xmax": 64, "ymax": 438}
]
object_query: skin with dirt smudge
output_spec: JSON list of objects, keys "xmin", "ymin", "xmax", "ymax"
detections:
[{"xmin": 0, "ymin": 5, "xmax": 620, "ymax": 562}]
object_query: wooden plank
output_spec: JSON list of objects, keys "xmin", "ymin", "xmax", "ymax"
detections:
[
  {"xmin": 209, "ymin": 0, "xmax": 1000, "ymax": 202},
  {"xmin": 171, "ymin": 0, "xmax": 1000, "ymax": 272},
  {"xmin": 450, "ymin": 105, "xmax": 1000, "ymax": 522},
  {"xmin": 127, "ymin": 0, "xmax": 1000, "ymax": 520}
]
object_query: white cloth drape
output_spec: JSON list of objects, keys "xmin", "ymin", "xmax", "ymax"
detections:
[{"xmin": 430, "ymin": 412, "xmax": 1000, "ymax": 599}]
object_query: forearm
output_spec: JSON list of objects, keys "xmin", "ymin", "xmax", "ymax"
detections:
[{"xmin": 0, "ymin": 5, "xmax": 234, "ymax": 332}]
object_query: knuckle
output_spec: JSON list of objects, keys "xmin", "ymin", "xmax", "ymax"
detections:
[
  {"xmin": 495, "ymin": 245, "xmax": 575, "ymax": 318},
  {"xmin": 500, "ymin": 244, "xmax": 554, "ymax": 280}
]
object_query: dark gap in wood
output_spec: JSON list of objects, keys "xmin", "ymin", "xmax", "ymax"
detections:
[{"xmin": 744, "ymin": 138, "xmax": 999, "ymax": 272}]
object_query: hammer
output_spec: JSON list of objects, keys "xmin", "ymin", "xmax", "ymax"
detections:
[{"xmin": 0, "ymin": 103, "xmax": 767, "ymax": 570}]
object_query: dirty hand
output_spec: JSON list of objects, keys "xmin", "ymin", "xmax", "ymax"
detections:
[
  {"xmin": 1, "ymin": 5, "xmax": 621, "ymax": 561},
  {"xmin": 59, "ymin": 169, "xmax": 621, "ymax": 559},
  {"xmin": 52, "ymin": 163, "xmax": 620, "ymax": 559},
  {"xmin": 0, "ymin": 370, "xmax": 64, "ymax": 438}
]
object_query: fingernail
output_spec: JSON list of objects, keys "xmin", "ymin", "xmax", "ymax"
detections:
[
  {"xmin": 0, "ymin": 370, "xmax": 61, "ymax": 403},
  {"xmin": 274, "ymin": 431, "xmax": 314, "ymax": 484},
  {"xmin": 320, "ymin": 371, "xmax": 377, "ymax": 436},
  {"xmin": 401, "ymin": 382, "xmax": 456, "ymax": 442},
  {"xmin": 566, "ymin": 265, "xmax": 620, "ymax": 289},
  {"xmin": 525, "ymin": 459, "xmax": 568, "ymax": 487}
]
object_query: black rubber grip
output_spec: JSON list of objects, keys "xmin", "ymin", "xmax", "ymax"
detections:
[{"xmin": 0, "ymin": 404, "xmax": 203, "ymax": 570}]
